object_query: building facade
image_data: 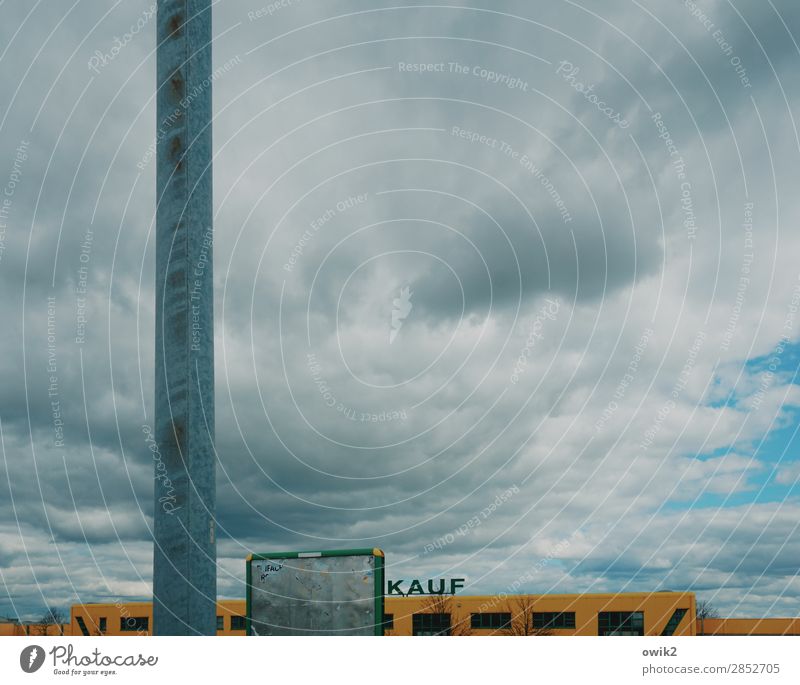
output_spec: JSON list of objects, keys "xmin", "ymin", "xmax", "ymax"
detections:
[
  {"xmin": 70, "ymin": 600, "xmax": 246, "ymax": 637},
  {"xmin": 10, "ymin": 591, "xmax": 782, "ymax": 638},
  {"xmin": 383, "ymin": 592, "xmax": 696, "ymax": 636},
  {"xmin": 0, "ymin": 617, "xmax": 67, "ymax": 636},
  {"xmin": 700, "ymin": 618, "xmax": 800, "ymax": 636},
  {"xmin": 68, "ymin": 591, "xmax": 697, "ymax": 637}
]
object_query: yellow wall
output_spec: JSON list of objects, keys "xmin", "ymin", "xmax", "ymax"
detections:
[
  {"xmin": 69, "ymin": 592, "xmax": 695, "ymax": 637},
  {"xmin": 70, "ymin": 600, "xmax": 246, "ymax": 636},
  {"xmin": 701, "ymin": 618, "xmax": 800, "ymax": 636},
  {"xmin": 384, "ymin": 592, "xmax": 696, "ymax": 636},
  {"xmin": 9, "ymin": 597, "xmax": 800, "ymax": 637}
]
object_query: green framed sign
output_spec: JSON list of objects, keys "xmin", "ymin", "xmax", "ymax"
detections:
[{"xmin": 246, "ymin": 548, "xmax": 385, "ymax": 636}]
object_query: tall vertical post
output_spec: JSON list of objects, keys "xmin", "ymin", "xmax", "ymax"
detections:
[{"xmin": 154, "ymin": 0, "xmax": 216, "ymax": 635}]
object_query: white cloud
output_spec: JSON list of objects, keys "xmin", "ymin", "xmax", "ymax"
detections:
[{"xmin": 1, "ymin": 0, "xmax": 799, "ymax": 620}]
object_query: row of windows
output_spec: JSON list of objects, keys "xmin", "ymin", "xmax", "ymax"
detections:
[
  {"xmin": 404, "ymin": 612, "xmax": 575, "ymax": 635},
  {"xmin": 406, "ymin": 611, "xmax": 606, "ymax": 635},
  {"xmin": 404, "ymin": 610, "xmax": 686, "ymax": 636},
  {"xmin": 412, "ymin": 613, "xmax": 452, "ymax": 636},
  {"xmin": 91, "ymin": 608, "xmax": 684, "ymax": 636},
  {"xmin": 533, "ymin": 612, "xmax": 576, "ymax": 630},
  {"xmin": 471, "ymin": 612, "xmax": 511, "ymax": 630},
  {"xmin": 120, "ymin": 617, "xmax": 148, "ymax": 632},
  {"xmin": 217, "ymin": 615, "xmax": 246, "ymax": 631},
  {"xmin": 466, "ymin": 611, "xmax": 576, "ymax": 632},
  {"xmin": 88, "ymin": 615, "xmax": 247, "ymax": 633},
  {"xmin": 597, "ymin": 611, "xmax": 644, "ymax": 636}
]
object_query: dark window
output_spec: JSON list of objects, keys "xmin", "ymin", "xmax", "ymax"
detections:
[
  {"xmin": 532, "ymin": 612, "xmax": 576, "ymax": 630},
  {"xmin": 120, "ymin": 616, "xmax": 149, "ymax": 633},
  {"xmin": 471, "ymin": 612, "xmax": 511, "ymax": 630},
  {"xmin": 230, "ymin": 615, "xmax": 246, "ymax": 631},
  {"xmin": 598, "ymin": 611, "xmax": 644, "ymax": 636},
  {"xmin": 383, "ymin": 614, "xmax": 394, "ymax": 630},
  {"xmin": 98, "ymin": 617, "xmax": 107, "ymax": 633},
  {"xmin": 216, "ymin": 615, "xmax": 224, "ymax": 631},
  {"xmin": 412, "ymin": 613, "xmax": 451, "ymax": 636},
  {"xmin": 75, "ymin": 616, "xmax": 90, "ymax": 636},
  {"xmin": 661, "ymin": 608, "xmax": 687, "ymax": 636}
]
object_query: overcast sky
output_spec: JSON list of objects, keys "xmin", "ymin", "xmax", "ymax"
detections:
[{"xmin": 1, "ymin": 0, "xmax": 799, "ymax": 621}]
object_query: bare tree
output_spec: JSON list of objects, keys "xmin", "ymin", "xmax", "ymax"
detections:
[
  {"xmin": 696, "ymin": 600, "xmax": 719, "ymax": 636},
  {"xmin": 420, "ymin": 593, "xmax": 472, "ymax": 636},
  {"xmin": 35, "ymin": 607, "xmax": 66, "ymax": 635},
  {"xmin": 503, "ymin": 595, "xmax": 551, "ymax": 636}
]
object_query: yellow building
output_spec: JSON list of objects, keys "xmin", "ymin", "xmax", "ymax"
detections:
[
  {"xmin": 383, "ymin": 592, "xmax": 696, "ymax": 636},
  {"xmin": 41, "ymin": 590, "xmax": 799, "ymax": 637},
  {"xmin": 69, "ymin": 591, "xmax": 695, "ymax": 636},
  {"xmin": 701, "ymin": 618, "xmax": 800, "ymax": 636},
  {"xmin": 70, "ymin": 600, "xmax": 247, "ymax": 636},
  {"xmin": 0, "ymin": 617, "xmax": 68, "ymax": 636}
]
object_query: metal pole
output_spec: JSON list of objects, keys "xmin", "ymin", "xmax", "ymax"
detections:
[{"xmin": 153, "ymin": 0, "xmax": 216, "ymax": 635}]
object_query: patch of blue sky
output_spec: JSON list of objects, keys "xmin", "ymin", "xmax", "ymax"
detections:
[
  {"xmin": 662, "ymin": 343, "xmax": 800, "ymax": 511},
  {"xmin": 663, "ymin": 419, "xmax": 800, "ymax": 512}
]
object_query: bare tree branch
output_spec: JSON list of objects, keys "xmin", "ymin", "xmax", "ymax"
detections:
[
  {"xmin": 420, "ymin": 593, "xmax": 472, "ymax": 636},
  {"xmin": 35, "ymin": 606, "xmax": 66, "ymax": 635},
  {"xmin": 503, "ymin": 596, "xmax": 552, "ymax": 636}
]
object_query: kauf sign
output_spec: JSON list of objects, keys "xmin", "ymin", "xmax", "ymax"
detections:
[{"xmin": 386, "ymin": 578, "xmax": 466, "ymax": 596}]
